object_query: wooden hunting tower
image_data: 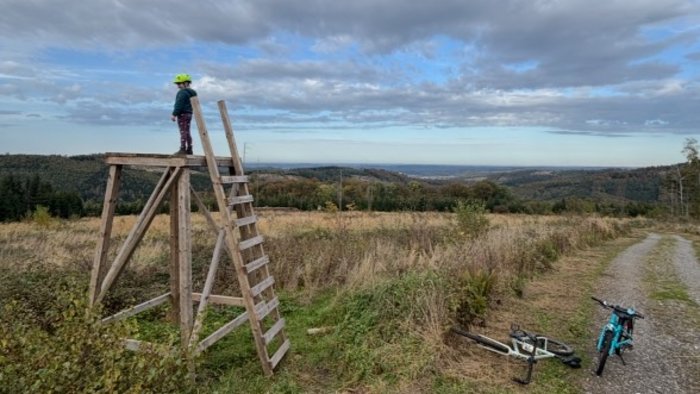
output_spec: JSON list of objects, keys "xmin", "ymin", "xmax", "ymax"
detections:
[{"xmin": 88, "ymin": 98, "xmax": 289, "ymax": 376}]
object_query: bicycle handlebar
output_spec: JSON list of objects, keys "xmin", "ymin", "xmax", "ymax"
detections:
[{"xmin": 591, "ymin": 296, "xmax": 644, "ymax": 319}]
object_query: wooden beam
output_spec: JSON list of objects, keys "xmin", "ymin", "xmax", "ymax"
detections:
[
  {"xmin": 105, "ymin": 152, "xmax": 236, "ymax": 168},
  {"xmin": 263, "ymin": 318, "xmax": 286, "ymax": 344},
  {"xmin": 188, "ymin": 229, "xmax": 225, "ymax": 347},
  {"xmin": 190, "ymin": 185, "xmax": 219, "ymax": 233},
  {"xmin": 169, "ymin": 179, "xmax": 180, "ymax": 324},
  {"xmin": 192, "ymin": 294, "xmax": 246, "ymax": 307},
  {"xmin": 102, "ymin": 293, "xmax": 171, "ymax": 324},
  {"xmin": 269, "ymin": 339, "xmax": 291, "ymax": 369},
  {"xmin": 96, "ymin": 167, "xmax": 181, "ymax": 304},
  {"xmin": 89, "ymin": 165, "xmax": 122, "ymax": 306},
  {"xmin": 196, "ymin": 312, "xmax": 249, "ymax": 353},
  {"xmin": 178, "ymin": 169, "xmax": 193, "ymax": 344}
]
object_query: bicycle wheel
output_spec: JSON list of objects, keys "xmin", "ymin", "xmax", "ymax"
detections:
[
  {"xmin": 540, "ymin": 336, "xmax": 574, "ymax": 357},
  {"xmin": 451, "ymin": 327, "xmax": 511, "ymax": 354},
  {"xmin": 595, "ymin": 331, "xmax": 613, "ymax": 376}
]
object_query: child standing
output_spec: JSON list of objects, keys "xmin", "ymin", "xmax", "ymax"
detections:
[{"xmin": 171, "ymin": 74, "xmax": 197, "ymax": 155}]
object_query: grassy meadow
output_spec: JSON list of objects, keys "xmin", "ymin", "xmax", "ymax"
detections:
[{"xmin": 0, "ymin": 210, "xmax": 643, "ymax": 393}]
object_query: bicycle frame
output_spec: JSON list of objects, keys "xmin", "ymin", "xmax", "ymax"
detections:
[
  {"xmin": 473, "ymin": 335, "xmax": 559, "ymax": 362},
  {"xmin": 452, "ymin": 325, "xmax": 580, "ymax": 385},
  {"xmin": 591, "ymin": 296, "xmax": 644, "ymax": 376},
  {"xmin": 596, "ymin": 312, "xmax": 633, "ymax": 356}
]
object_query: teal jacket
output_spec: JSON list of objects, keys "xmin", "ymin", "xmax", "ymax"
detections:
[{"xmin": 172, "ymin": 88, "xmax": 197, "ymax": 116}]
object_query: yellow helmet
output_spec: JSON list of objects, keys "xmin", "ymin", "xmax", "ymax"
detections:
[{"xmin": 173, "ymin": 73, "xmax": 192, "ymax": 84}]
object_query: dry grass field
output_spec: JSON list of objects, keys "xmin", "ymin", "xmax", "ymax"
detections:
[{"xmin": 0, "ymin": 210, "xmax": 650, "ymax": 393}]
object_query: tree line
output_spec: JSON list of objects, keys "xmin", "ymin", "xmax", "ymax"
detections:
[
  {"xmin": 0, "ymin": 168, "xmax": 672, "ymax": 223},
  {"xmin": 0, "ymin": 174, "xmax": 83, "ymax": 221}
]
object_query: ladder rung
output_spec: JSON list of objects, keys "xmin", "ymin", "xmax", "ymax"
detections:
[
  {"xmin": 228, "ymin": 195, "xmax": 254, "ymax": 206},
  {"xmin": 258, "ymin": 297, "xmax": 279, "ymax": 320},
  {"xmin": 253, "ymin": 296, "xmax": 278, "ymax": 319},
  {"xmin": 250, "ymin": 276, "xmax": 275, "ymax": 297},
  {"xmin": 263, "ymin": 318, "xmax": 286, "ymax": 344},
  {"xmin": 235, "ymin": 215, "xmax": 257, "ymax": 227},
  {"xmin": 220, "ymin": 175, "xmax": 249, "ymax": 184},
  {"xmin": 239, "ymin": 235, "xmax": 263, "ymax": 251},
  {"xmin": 269, "ymin": 339, "xmax": 290, "ymax": 369},
  {"xmin": 246, "ymin": 255, "xmax": 269, "ymax": 273}
]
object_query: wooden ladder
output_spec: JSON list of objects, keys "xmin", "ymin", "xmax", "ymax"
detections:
[{"xmin": 190, "ymin": 97, "xmax": 289, "ymax": 376}]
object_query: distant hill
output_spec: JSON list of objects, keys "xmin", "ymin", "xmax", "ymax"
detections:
[
  {"xmin": 486, "ymin": 166, "xmax": 672, "ymax": 203},
  {"xmin": 0, "ymin": 154, "xmax": 212, "ymax": 203},
  {"xmin": 0, "ymin": 154, "xmax": 676, "ymax": 206}
]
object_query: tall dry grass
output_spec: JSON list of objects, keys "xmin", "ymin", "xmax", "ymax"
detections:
[
  {"xmin": 0, "ymin": 210, "xmax": 637, "ymax": 391},
  {"xmin": 0, "ymin": 211, "xmax": 629, "ymax": 297}
]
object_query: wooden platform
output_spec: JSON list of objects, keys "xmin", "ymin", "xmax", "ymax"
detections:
[{"xmin": 105, "ymin": 152, "xmax": 234, "ymax": 167}]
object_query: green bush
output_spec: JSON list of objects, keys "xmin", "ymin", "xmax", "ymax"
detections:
[
  {"xmin": 30, "ymin": 205, "xmax": 54, "ymax": 227},
  {"xmin": 453, "ymin": 200, "xmax": 490, "ymax": 238},
  {"xmin": 0, "ymin": 287, "xmax": 193, "ymax": 394},
  {"xmin": 452, "ymin": 269, "xmax": 497, "ymax": 327}
]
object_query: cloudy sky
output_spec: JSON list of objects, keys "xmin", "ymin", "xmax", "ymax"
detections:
[{"xmin": 1, "ymin": 0, "xmax": 699, "ymax": 166}]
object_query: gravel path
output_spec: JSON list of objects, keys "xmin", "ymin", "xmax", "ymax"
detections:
[
  {"xmin": 581, "ymin": 233, "xmax": 699, "ymax": 394},
  {"xmin": 672, "ymin": 234, "xmax": 700, "ymax": 304}
]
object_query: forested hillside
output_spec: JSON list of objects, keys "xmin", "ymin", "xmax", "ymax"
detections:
[{"xmin": 0, "ymin": 153, "xmax": 682, "ymax": 221}]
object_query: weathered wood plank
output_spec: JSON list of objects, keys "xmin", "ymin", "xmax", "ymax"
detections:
[
  {"xmin": 269, "ymin": 339, "xmax": 291, "ymax": 369},
  {"xmin": 245, "ymin": 255, "xmax": 269, "ymax": 274},
  {"xmin": 263, "ymin": 318, "xmax": 286, "ymax": 345},
  {"xmin": 105, "ymin": 152, "xmax": 234, "ymax": 167},
  {"xmin": 89, "ymin": 165, "xmax": 122, "ymax": 306},
  {"xmin": 196, "ymin": 312, "xmax": 249, "ymax": 353},
  {"xmin": 250, "ymin": 276, "xmax": 275, "ymax": 298},
  {"xmin": 190, "ymin": 186, "xmax": 219, "ymax": 233},
  {"xmin": 235, "ymin": 215, "xmax": 257, "ymax": 227},
  {"xmin": 239, "ymin": 235, "xmax": 263, "ymax": 251},
  {"xmin": 102, "ymin": 293, "xmax": 171, "ymax": 324},
  {"xmin": 192, "ymin": 293, "xmax": 246, "ymax": 307},
  {"xmin": 188, "ymin": 229, "xmax": 225, "ymax": 347},
  {"xmin": 228, "ymin": 195, "xmax": 254, "ymax": 206},
  {"xmin": 220, "ymin": 175, "xmax": 249, "ymax": 184},
  {"xmin": 178, "ymin": 169, "xmax": 193, "ymax": 344},
  {"xmin": 255, "ymin": 296, "xmax": 279, "ymax": 320},
  {"xmin": 169, "ymin": 179, "xmax": 180, "ymax": 324}
]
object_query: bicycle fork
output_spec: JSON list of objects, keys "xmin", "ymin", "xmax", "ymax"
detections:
[{"xmin": 513, "ymin": 341, "xmax": 537, "ymax": 385}]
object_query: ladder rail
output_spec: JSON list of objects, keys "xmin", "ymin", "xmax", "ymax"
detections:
[{"xmin": 191, "ymin": 96, "xmax": 275, "ymax": 376}]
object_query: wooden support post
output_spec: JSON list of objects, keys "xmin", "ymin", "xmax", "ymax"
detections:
[
  {"xmin": 90, "ymin": 165, "xmax": 122, "ymax": 306},
  {"xmin": 169, "ymin": 172, "xmax": 181, "ymax": 324},
  {"xmin": 178, "ymin": 169, "xmax": 193, "ymax": 344}
]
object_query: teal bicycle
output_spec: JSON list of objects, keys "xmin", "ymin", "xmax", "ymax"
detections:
[{"xmin": 592, "ymin": 296, "xmax": 645, "ymax": 376}]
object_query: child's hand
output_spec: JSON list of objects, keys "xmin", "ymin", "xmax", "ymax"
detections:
[{"xmin": 171, "ymin": 115, "xmax": 176, "ymax": 122}]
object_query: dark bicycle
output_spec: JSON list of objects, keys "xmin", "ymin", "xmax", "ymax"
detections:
[{"xmin": 591, "ymin": 296, "xmax": 645, "ymax": 376}]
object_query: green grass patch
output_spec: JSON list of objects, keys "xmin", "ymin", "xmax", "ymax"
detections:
[{"xmin": 645, "ymin": 237, "xmax": 697, "ymax": 306}]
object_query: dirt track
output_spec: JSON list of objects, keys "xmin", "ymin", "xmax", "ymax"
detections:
[{"xmin": 582, "ymin": 233, "xmax": 700, "ymax": 394}]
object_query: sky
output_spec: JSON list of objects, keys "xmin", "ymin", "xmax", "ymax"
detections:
[{"xmin": 1, "ymin": 0, "xmax": 700, "ymax": 167}]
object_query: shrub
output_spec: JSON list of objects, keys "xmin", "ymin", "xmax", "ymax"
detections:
[
  {"xmin": 30, "ymin": 205, "xmax": 54, "ymax": 227},
  {"xmin": 453, "ymin": 200, "xmax": 490, "ymax": 238},
  {"xmin": 452, "ymin": 269, "xmax": 497, "ymax": 327},
  {"xmin": 0, "ymin": 287, "xmax": 193, "ymax": 394}
]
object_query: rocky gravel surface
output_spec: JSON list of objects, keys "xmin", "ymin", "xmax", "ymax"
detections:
[{"xmin": 582, "ymin": 233, "xmax": 699, "ymax": 394}]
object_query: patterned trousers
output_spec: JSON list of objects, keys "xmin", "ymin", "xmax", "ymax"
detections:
[{"xmin": 177, "ymin": 112, "xmax": 193, "ymax": 149}]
